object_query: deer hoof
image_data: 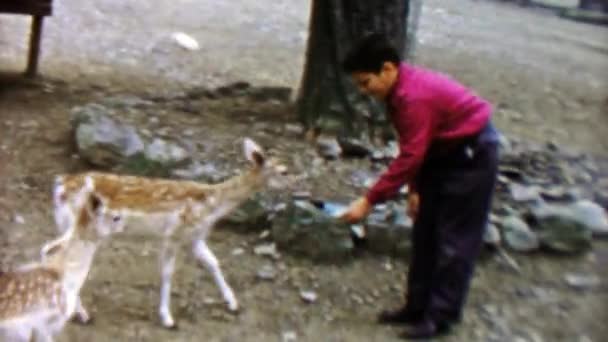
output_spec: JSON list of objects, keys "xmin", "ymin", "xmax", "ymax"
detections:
[
  {"xmin": 72, "ymin": 313, "xmax": 93, "ymax": 325},
  {"xmin": 160, "ymin": 315, "xmax": 177, "ymax": 330},
  {"xmin": 228, "ymin": 301, "xmax": 239, "ymax": 312}
]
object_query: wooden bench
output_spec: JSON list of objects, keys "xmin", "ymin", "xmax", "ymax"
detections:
[{"xmin": 0, "ymin": 0, "xmax": 53, "ymax": 77}]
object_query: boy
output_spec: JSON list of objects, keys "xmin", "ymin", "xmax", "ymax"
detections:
[{"xmin": 340, "ymin": 33, "xmax": 499, "ymax": 339}]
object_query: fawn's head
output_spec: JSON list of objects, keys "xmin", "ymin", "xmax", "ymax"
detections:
[
  {"xmin": 78, "ymin": 192, "xmax": 125, "ymax": 239},
  {"xmin": 243, "ymin": 138, "xmax": 289, "ymax": 190},
  {"xmin": 43, "ymin": 180, "xmax": 125, "ymax": 261},
  {"xmin": 41, "ymin": 191, "xmax": 125, "ymax": 266}
]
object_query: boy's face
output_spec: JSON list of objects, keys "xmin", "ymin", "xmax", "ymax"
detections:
[{"xmin": 351, "ymin": 62, "xmax": 398, "ymax": 101}]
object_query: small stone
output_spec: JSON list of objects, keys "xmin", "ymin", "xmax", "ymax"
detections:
[
  {"xmin": 291, "ymin": 191, "xmax": 311, "ymax": 200},
  {"xmin": 282, "ymin": 331, "xmax": 298, "ymax": 342},
  {"xmin": 510, "ymin": 183, "xmax": 541, "ymax": 202},
  {"xmin": 20, "ymin": 120, "xmax": 40, "ymax": 129},
  {"xmin": 337, "ymin": 137, "xmax": 372, "ymax": 158},
  {"xmin": 371, "ymin": 150, "xmax": 385, "ymax": 162},
  {"xmin": 300, "ymin": 290, "xmax": 318, "ymax": 303},
  {"xmin": 172, "ymin": 32, "xmax": 200, "ymax": 51},
  {"xmin": 144, "ymin": 138, "xmax": 190, "ymax": 166},
  {"xmin": 13, "ymin": 215, "xmax": 25, "ymax": 225},
  {"xmin": 351, "ymin": 225, "xmax": 366, "ymax": 239},
  {"xmin": 578, "ymin": 336, "xmax": 593, "ymax": 342},
  {"xmin": 479, "ymin": 303, "xmax": 498, "ymax": 320},
  {"xmin": 231, "ymin": 248, "xmax": 245, "ymax": 256},
  {"xmin": 501, "ymin": 215, "xmax": 539, "ymax": 252},
  {"xmin": 350, "ymin": 294, "xmax": 364, "ymax": 305},
  {"xmin": 540, "ymin": 186, "xmax": 571, "ymax": 201},
  {"xmin": 284, "ymin": 124, "xmax": 304, "ymax": 135},
  {"xmin": 203, "ymin": 297, "xmax": 218, "ymax": 305},
  {"xmin": 564, "ymin": 273, "xmax": 601, "ymax": 290},
  {"xmin": 259, "ymin": 230, "xmax": 271, "ymax": 240},
  {"xmin": 257, "ymin": 265, "xmax": 277, "ymax": 281},
  {"xmin": 254, "ymin": 243, "xmax": 279, "ymax": 259},
  {"xmin": 316, "ymin": 138, "xmax": 342, "ymax": 160},
  {"xmin": 484, "ymin": 223, "xmax": 502, "ymax": 246},
  {"xmin": 383, "ymin": 261, "xmax": 393, "ymax": 271},
  {"xmin": 568, "ymin": 200, "xmax": 608, "ymax": 236}
]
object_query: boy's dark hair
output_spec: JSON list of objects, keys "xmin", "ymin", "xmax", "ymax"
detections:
[{"xmin": 342, "ymin": 33, "xmax": 401, "ymax": 74}]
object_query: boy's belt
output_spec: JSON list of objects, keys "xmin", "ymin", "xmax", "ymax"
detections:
[
  {"xmin": 431, "ymin": 131, "xmax": 482, "ymax": 154},
  {"xmin": 427, "ymin": 122, "xmax": 493, "ymax": 159}
]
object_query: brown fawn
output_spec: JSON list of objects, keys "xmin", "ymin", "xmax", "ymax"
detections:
[
  {"xmin": 52, "ymin": 138, "xmax": 288, "ymax": 328},
  {"xmin": 0, "ymin": 177, "xmax": 124, "ymax": 342}
]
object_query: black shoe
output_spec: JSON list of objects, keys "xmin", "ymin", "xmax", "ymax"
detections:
[
  {"xmin": 377, "ymin": 307, "xmax": 423, "ymax": 325},
  {"xmin": 398, "ymin": 319, "xmax": 451, "ymax": 340}
]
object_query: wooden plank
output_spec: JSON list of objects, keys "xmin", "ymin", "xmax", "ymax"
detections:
[
  {"xmin": 25, "ymin": 16, "xmax": 44, "ymax": 77},
  {"xmin": 0, "ymin": 0, "xmax": 53, "ymax": 16}
]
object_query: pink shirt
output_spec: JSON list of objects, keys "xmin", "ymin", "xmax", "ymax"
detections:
[{"xmin": 366, "ymin": 63, "xmax": 492, "ymax": 205}]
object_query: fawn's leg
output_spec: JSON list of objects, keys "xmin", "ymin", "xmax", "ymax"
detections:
[
  {"xmin": 31, "ymin": 328, "xmax": 54, "ymax": 342},
  {"xmin": 158, "ymin": 238, "xmax": 179, "ymax": 328},
  {"xmin": 192, "ymin": 239, "xmax": 238, "ymax": 311},
  {"xmin": 72, "ymin": 296, "xmax": 91, "ymax": 324}
]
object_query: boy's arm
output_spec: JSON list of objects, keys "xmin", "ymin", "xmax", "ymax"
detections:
[{"xmin": 365, "ymin": 100, "xmax": 434, "ymax": 205}]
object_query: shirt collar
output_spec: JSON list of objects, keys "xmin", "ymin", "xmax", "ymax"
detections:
[{"xmin": 387, "ymin": 62, "xmax": 411, "ymax": 110}]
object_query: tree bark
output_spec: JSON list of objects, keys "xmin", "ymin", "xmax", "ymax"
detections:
[{"xmin": 296, "ymin": 0, "xmax": 422, "ymax": 141}]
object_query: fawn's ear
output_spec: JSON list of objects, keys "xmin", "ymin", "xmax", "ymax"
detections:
[
  {"xmin": 43, "ymin": 242, "xmax": 63, "ymax": 257},
  {"xmin": 243, "ymin": 138, "xmax": 265, "ymax": 167},
  {"xmin": 41, "ymin": 236, "xmax": 68, "ymax": 258}
]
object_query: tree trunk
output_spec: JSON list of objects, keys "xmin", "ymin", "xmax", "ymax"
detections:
[{"xmin": 296, "ymin": 0, "xmax": 422, "ymax": 141}]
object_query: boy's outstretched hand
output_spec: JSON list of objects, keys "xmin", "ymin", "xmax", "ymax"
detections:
[{"xmin": 340, "ymin": 197, "xmax": 372, "ymax": 224}]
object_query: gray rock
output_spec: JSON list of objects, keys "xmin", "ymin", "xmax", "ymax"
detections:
[
  {"xmin": 316, "ymin": 138, "xmax": 342, "ymax": 160},
  {"xmin": 101, "ymin": 95, "xmax": 153, "ymax": 109},
  {"xmin": 144, "ymin": 138, "xmax": 191, "ymax": 167},
  {"xmin": 484, "ymin": 224, "xmax": 502, "ymax": 247},
  {"xmin": 72, "ymin": 104, "xmax": 145, "ymax": 167},
  {"xmin": 248, "ymin": 86, "xmax": 292, "ymax": 102},
  {"xmin": 501, "ymin": 215, "xmax": 540, "ymax": 252},
  {"xmin": 284, "ymin": 124, "xmax": 304, "ymax": 135},
  {"xmin": 371, "ymin": 142, "xmax": 399, "ymax": 163},
  {"xmin": 535, "ymin": 215, "xmax": 592, "ymax": 254},
  {"xmin": 221, "ymin": 195, "xmax": 272, "ymax": 233},
  {"xmin": 363, "ymin": 202, "xmax": 413, "ymax": 256},
  {"xmin": 272, "ymin": 200, "xmax": 354, "ymax": 264},
  {"xmin": 291, "ymin": 192, "xmax": 312, "ymax": 201},
  {"xmin": 564, "ymin": 273, "xmax": 601, "ymax": 290},
  {"xmin": 498, "ymin": 133, "xmax": 512, "ymax": 154},
  {"xmin": 282, "ymin": 331, "xmax": 298, "ymax": 342},
  {"xmin": 510, "ymin": 183, "xmax": 541, "ymax": 202},
  {"xmin": 231, "ymin": 248, "xmax": 245, "ymax": 256},
  {"xmin": 256, "ymin": 264, "xmax": 277, "ymax": 281},
  {"xmin": 13, "ymin": 214, "xmax": 25, "ymax": 225},
  {"xmin": 253, "ymin": 243, "xmax": 280, "ymax": 259},
  {"xmin": 539, "ymin": 186, "xmax": 572, "ymax": 201},
  {"xmin": 530, "ymin": 200, "xmax": 608, "ymax": 237},
  {"xmin": 300, "ymin": 290, "xmax": 318, "ymax": 303},
  {"xmin": 568, "ymin": 200, "xmax": 608, "ymax": 236},
  {"xmin": 171, "ymin": 161, "xmax": 224, "ymax": 181},
  {"xmin": 593, "ymin": 187, "xmax": 608, "ymax": 211},
  {"xmin": 337, "ymin": 137, "xmax": 372, "ymax": 158}
]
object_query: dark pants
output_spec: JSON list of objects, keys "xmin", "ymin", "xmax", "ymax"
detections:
[{"xmin": 405, "ymin": 123, "xmax": 499, "ymax": 323}]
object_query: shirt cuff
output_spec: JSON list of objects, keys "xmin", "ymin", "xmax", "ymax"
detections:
[{"xmin": 365, "ymin": 190, "xmax": 383, "ymax": 206}]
